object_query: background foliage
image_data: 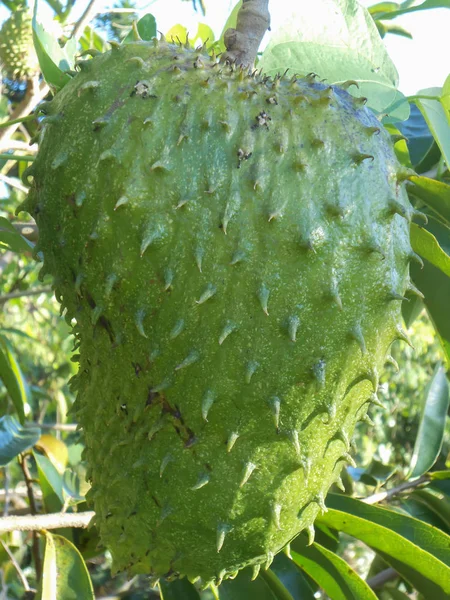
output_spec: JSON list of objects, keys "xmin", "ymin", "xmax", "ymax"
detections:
[{"xmin": 0, "ymin": 0, "xmax": 449, "ymax": 598}]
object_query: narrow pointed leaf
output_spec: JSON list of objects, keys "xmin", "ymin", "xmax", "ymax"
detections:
[
  {"xmin": 290, "ymin": 536, "xmax": 378, "ymax": 600},
  {"xmin": 0, "ymin": 217, "xmax": 34, "ymax": 252},
  {"xmin": 407, "ymin": 364, "xmax": 449, "ymax": 478},
  {"xmin": 267, "ymin": 552, "xmax": 316, "ymax": 599},
  {"xmin": 41, "ymin": 531, "xmax": 94, "ymax": 599},
  {"xmin": 0, "ymin": 416, "xmax": 40, "ymax": 466},
  {"xmin": 410, "ymin": 223, "xmax": 450, "ymax": 276},
  {"xmin": 219, "ymin": 569, "xmax": 278, "ymax": 599},
  {"xmin": 34, "ymin": 450, "xmax": 64, "ymax": 512},
  {"xmin": 415, "ymin": 87, "xmax": 450, "ymax": 167},
  {"xmin": 0, "ymin": 335, "xmax": 29, "ymax": 423},
  {"xmin": 317, "ymin": 494, "xmax": 450, "ymax": 596},
  {"xmin": 409, "ymin": 177, "xmax": 450, "ymax": 225}
]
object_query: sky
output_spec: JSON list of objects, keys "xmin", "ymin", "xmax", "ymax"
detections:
[{"xmin": 0, "ymin": 0, "xmax": 449, "ymax": 96}]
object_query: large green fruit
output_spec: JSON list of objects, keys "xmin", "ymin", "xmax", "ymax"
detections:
[
  {"xmin": 19, "ymin": 40, "xmax": 420, "ymax": 585},
  {"xmin": 0, "ymin": 7, "xmax": 39, "ymax": 80}
]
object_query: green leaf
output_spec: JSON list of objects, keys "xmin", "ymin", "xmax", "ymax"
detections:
[
  {"xmin": 159, "ymin": 579, "xmax": 201, "ymax": 599},
  {"xmin": 317, "ymin": 494, "xmax": 450, "ymax": 596},
  {"xmin": 0, "ymin": 416, "xmax": 40, "ymax": 466},
  {"xmin": 410, "ymin": 177, "xmax": 450, "ymax": 224},
  {"xmin": 258, "ymin": 0, "xmax": 409, "ymax": 119},
  {"xmin": 62, "ymin": 467, "xmax": 90, "ymax": 501},
  {"xmin": 267, "ymin": 552, "xmax": 316, "ymax": 599},
  {"xmin": 411, "ymin": 259, "xmax": 450, "ymax": 365},
  {"xmin": 402, "ymin": 294, "xmax": 424, "ymax": 327},
  {"xmin": 290, "ymin": 536, "xmax": 378, "ymax": 600},
  {"xmin": 415, "ymin": 87, "xmax": 450, "ymax": 167},
  {"xmin": 369, "ymin": 2, "xmax": 401, "ymax": 17},
  {"xmin": 407, "ymin": 364, "xmax": 449, "ymax": 478},
  {"xmin": 34, "ymin": 450, "xmax": 64, "ymax": 512},
  {"xmin": 79, "ymin": 25, "xmax": 108, "ymax": 53},
  {"xmin": 219, "ymin": 569, "xmax": 278, "ymax": 599},
  {"xmin": 376, "ymin": 21, "xmax": 413, "ymax": 38},
  {"xmin": 430, "ymin": 470, "xmax": 450, "ymax": 480},
  {"xmin": 32, "ymin": 0, "xmax": 75, "ymax": 91},
  {"xmin": 0, "ymin": 217, "xmax": 34, "ymax": 253},
  {"xmin": 0, "ymin": 335, "xmax": 30, "ymax": 424},
  {"xmin": 442, "ymin": 74, "xmax": 450, "ymax": 117},
  {"xmin": 41, "ymin": 532, "xmax": 94, "ymax": 600},
  {"xmin": 375, "ymin": 0, "xmax": 450, "ymax": 20},
  {"xmin": 123, "ymin": 14, "xmax": 157, "ymax": 44},
  {"xmin": 397, "ymin": 104, "xmax": 439, "ymax": 172},
  {"xmin": 410, "ymin": 222, "xmax": 450, "ymax": 276},
  {"xmin": 412, "ymin": 488, "xmax": 450, "ymax": 531}
]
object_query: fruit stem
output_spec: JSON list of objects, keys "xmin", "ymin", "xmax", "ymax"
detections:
[{"xmin": 222, "ymin": 0, "xmax": 270, "ymax": 68}]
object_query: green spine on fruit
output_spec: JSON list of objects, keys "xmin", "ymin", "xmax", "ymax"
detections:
[
  {"xmin": 0, "ymin": 7, "xmax": 39, "ymax": 80},
  {"xmin": 19, "ymin": 40, "xmax": 416, "ymax": 585}
]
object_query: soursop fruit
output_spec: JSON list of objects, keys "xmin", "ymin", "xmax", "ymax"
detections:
[
  {"xmin": 0, "ymin": 7, "xmax": 39, "ymax": 80},
  {"xmin": 18, "ymin": 39, "xmax": 422, "ymax": 585}
]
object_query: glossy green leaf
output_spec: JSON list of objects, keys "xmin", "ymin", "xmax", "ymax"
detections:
[
  {"xmin": 411, "ymin": 259, "xmax": 450, "ymax": 365},
  {"xmin": 369, "ymin": 2, "xmax": 401, "ymax": 17},
  {"xmin": 267, "ymin": 552, "xmax": 316, "ymax": 599},
  {"xmin": 412, "ymin": 488, "xmax": 450, "ymax": 531},
  {"xmin": 402, "ymin": 294, "xmax": 424, "ymax": 328},
  {"xmin": 258, "ymin": 0, "xmax": 409, "ymax": 118},
  {"xmin": 409, "ymin": 177, "xmax": 450, "ymax": 225},
  {"xmin": 401, "ymin": 496, "xmax": 450, "ymax": 532},
  {"xmin": 32, "ymin": 1, "xmax": 75, "ymax": 90},
  {"xmin": 415, "ymin": 87, "xmax": 450, "ymax": 167},
  {"xmin": 34, "ymin": 451, "xmax": 64, "ymax": 512},
  {"xmin": 407, "ymin": 364, "xmax": 449, "ymax": 478},
  {"xmin": 397, "ymin": 104, "xmax": 439, "ymax": 172},
  {"xmin": 0, "ymin": 416, "xmax": 40, "ymax": 466},
  {"xmin": 376, "ymin": 21, "xmax": 412, "ymax": 38},
  {"xmin": 430, "ymin": 470, "xmax": 450, "ymax": 480},
  {"xmin": 0, "ymin": 335, "xmax": 30, "ymax": 424},
  {"xmin": 0, "ymin": 217, "xmax": 34, "ymax": 253},
  {"xmin": 442, "ymin": 74, "xmax": 450, "ymax": 117},
  {"xmin": 410, "ymin": 223, "xmax": 450, "ymax": 276},
  {"xmin": 62, "ymin": 467, "xmax": 90, "ymax": 501},
  {"xmin": 159, "ymin": 578, "xmax": 200, "ymax": 599},
  {"xmin": 79, "ymin": 25, "xmax": 108, "ymax": 53},
  {"xmin": 290, "ymin": 536, "xmax": 378, "ymax": 600},
  {"xmin": 375, "ymin": 0, "xmax": 450, "ymax": 20},
  {"xmin": 317, "ymin": 494, "xmax": 450, "ymax": 596},
  {"xmin": 123, "ymin": 14, "xmax": 157, "ymax": 44},
  {"xmin": 219, "ymin": 569, "xmax": 277, "ymax": 599},
  {"xmin": 41, "ymin": 532, "xmax": 94, "ymax": 600}
]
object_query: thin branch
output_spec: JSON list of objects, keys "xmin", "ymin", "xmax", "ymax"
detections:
[
  {"xmin": 72, "ymin": 0, "xmax": 101, "ymax": 38},
  {"xmin": 222, "ymin": 0, "xmax": 270, "ymax": 68},
  {"xmin": 366, "ymin": 567, "xmax": 398, "ymax": 590},
  {"xmin": 27, "ymin": 422, "xmax": 78, "ymax": 432},
  {"xmin": 363, "ymin": 474, "xmax": 429, "ymax": 505},
  {"xmin": 13, "ymin": 222, "xmax": 39, "ymax": 242},
  {"xmin": 0, "ymin": 140, "xmax": 35, "ymax": 153},
  {"xmin": 18, "ymin": 455, "xmax": 42, "ymax": 581},
  {"xmin": 0, "ymin": 539, "xmax": 33, "ymax": 593},
  {"xmin": 0, "ymin": 287, "xmax": 52, "ymax": 303},
  {"xmin": 0, "ymin": 154, "xmax": 35, "ymax": 162},
  {"xmin": 0, "ymin": 77, "xmax": 48, "ymax": 147},
  {"xmin": 0, "ymin": 174, "xmax": 29, "ymax": 194},
  {"xmin": 0, "ymin": 511, "xmax": 95, "ymax": 534}
]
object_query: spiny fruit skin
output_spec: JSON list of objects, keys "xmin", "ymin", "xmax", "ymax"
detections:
[
  {"xmin": 0, "ymin": 7, "xmax": 39, "ymax": 80},
  {"xmin": 19, "ymin": 41, "xmax": 416, "ymax": 585}
]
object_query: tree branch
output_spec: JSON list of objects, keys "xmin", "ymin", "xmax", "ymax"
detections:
[
  {"xmin": 0, "ymin": 511, "xmax": 95, "ymax": 534},
  {"xmin": 363, "ymin": 474, "xmax": 429, "ymax": 505},
  {"xmin": 18, "ymin": 454, "xmax": 42, "ymax": 580},
  {"xmin": 0, "ymin": 539, "xmax": 34, "ymax": 593},
  {"xmin": 0, "ymin": 77, "xmax": 49, "ymax": 147},
  {"xmin": 222, "ymin": 0, "xmax": 270, "ymax": 68},
  {"xmin": 72, "ymin": 0, "xmax": 101, "ymax": 39},
  {"xmin": 0, "ymin": 287, "xmax": 52, "ymax": 303},
  {"xmin": 366, "ymin": 567, "xmax": 398, "ymax": 590}
]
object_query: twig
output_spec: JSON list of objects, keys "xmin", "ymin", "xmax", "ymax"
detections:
[
  {"xmin": 18, "ymin": 454, "xmax": 42, "ymax": 581},
  {"xmin": 27, "ymin": 422, "xmax": 78, "ymax": 432},
  {"xmin": 222, "ymin": 0, "xmax": 270, "ymax": 68},
  {"xmin": 0, "ymin": 140, "xmax": 35, "ymax": 153},
  {"xmin": 363, "ymin": 474, "xmax": 429, "ymax": 505},
  {"xmin": 72, "ymin": 0, "xmax": 101, "ymax": 38},
  {"xmin": 0, "ymin": 511, "xmax": 95, "ymax": 534},
  {"xmin": 0, "ymin": 287, "xmax": 52, "ymax": 302},
  {"xmin": 0, "ymin": 174, "xmax": 29, "ymax": 193},
  {"xmin": 0, "ymin": 154, "xmax": 35, "ymax": 162},
  {"xmin": 366, "ymin": 567, "xmax": 398, "ymax": 590},
  {"xmin": 0, "ymin": 77, "xmax": 48, "ymax": 147},
  {"xmin": 0, "ymin": 539, "xmax": 34, "ymax": 593},
  {"xmin": 13, "ymin": 222, "xmax": 39, "ymax": 242},
  {"xmin": 2, "ymin": 468, "xmax": 10, "ymax": 516}
]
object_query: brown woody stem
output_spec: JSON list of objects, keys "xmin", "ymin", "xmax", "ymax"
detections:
[{"xmin": 222, "ymin": 0, "xmax": 270, "ymax": 68}]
